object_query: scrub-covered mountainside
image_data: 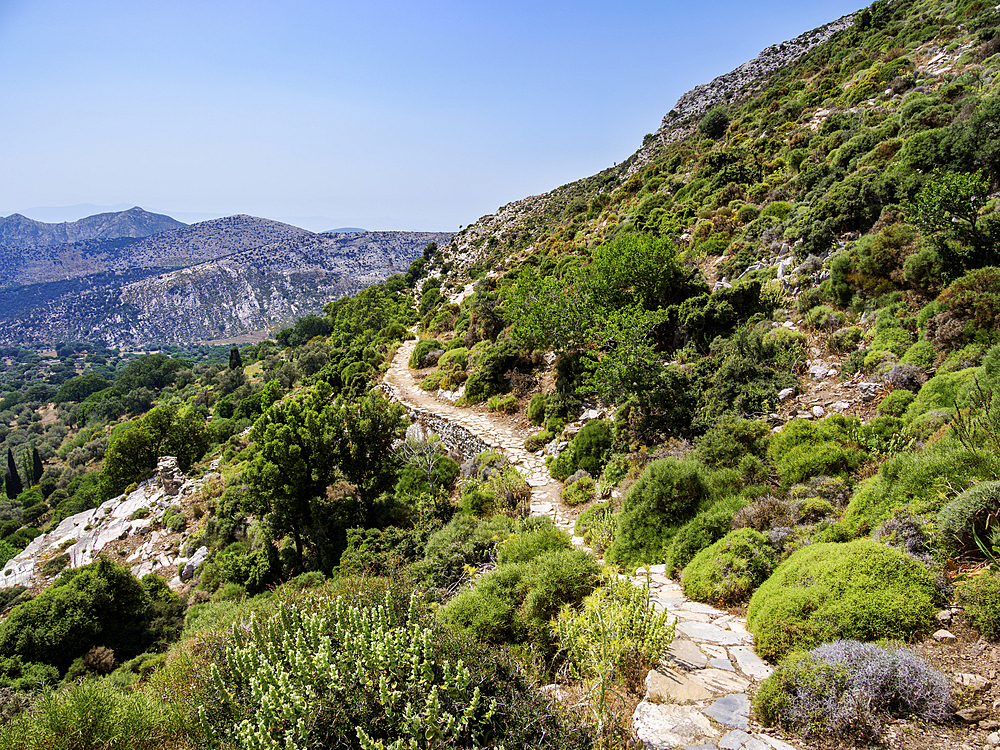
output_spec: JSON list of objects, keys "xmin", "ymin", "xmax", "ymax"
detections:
[{"xmin": 0, "ymin": 1, "xmax": 999, "ymax": 748}]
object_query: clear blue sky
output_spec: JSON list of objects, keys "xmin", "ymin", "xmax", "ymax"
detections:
[{"xmin": 0, "ymin": 0, "xmax": 863, "ymax": 231}]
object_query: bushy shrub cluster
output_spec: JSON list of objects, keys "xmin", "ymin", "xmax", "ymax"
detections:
[
  {"xmin": 606, "ymin": 458, "xmax": 708, "ymax": 568},
  {"xmin": 755, "ymin": 640, "xmax": 952, "ymax": 741},
  {"xmin": 955, "ymin": 572, "xmax": 1000, "ymax": 640},
  {"xmin": 747, "ymin": 540, "xmax": 939, "ymax": 661},
  {"xmin": 549, "ymin": 420, "xmax": 613, "ymax": 481},
  {"xmin": 681, "ymin": 528, "xmax": 777, "ymax": 604}
]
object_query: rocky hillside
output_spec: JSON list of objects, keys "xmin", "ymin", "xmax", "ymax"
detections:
[
  {"xmin": 0, "ymin": 207, "xmax": 184, "ymax": 249},
  {"xmin": 0, "ymin": 230, "xmax": 451, "ymax": 347}
]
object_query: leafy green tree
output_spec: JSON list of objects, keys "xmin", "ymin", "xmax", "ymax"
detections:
[
  {"xmin": 590, "ymin": 234, "xmax": 707, "ymax": 312},
  {"xmin": 243, "ymin": 385, "xmax": 406, "ymax": 563},
  {"xmin": 503, "ymin": 267, "xmax": 594, "ymax": 353},
  {"xmin": 99, "ymin": 406, "xmax": 208, "ymax": 499},
  {"xmin": 228, "ymin": 346, "xmax": 243, "ymax": 370},
  {"xmin": 0, "ymin": 559, "xmax": 160, "ymax": 675},
  {"xmin": 906, "ymin": 169, "xmax": 999, "ymax": 275},
  {"xmin": 53, "ymin": 373, "xmax": 111, "ymax": 404},
  {"xmin": 700, "ymin": 106, "xmax": 731, "ymax": 139}
]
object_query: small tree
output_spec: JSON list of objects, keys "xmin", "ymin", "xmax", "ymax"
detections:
[
  {"xmin": 700, "ymin": 106, "xmax": 731, "ymax": 140},
  {"xmin": 905, "ymin": 169, "xmax": 998, "ymax": 275},
  {"xmin": 228, "ymin": 346, "xmax": 243, "ymax": 370}
]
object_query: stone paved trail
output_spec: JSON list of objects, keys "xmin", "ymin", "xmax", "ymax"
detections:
[{"xmin": 383, "ymin": 338, "xmax": 801, "ymax": 750}]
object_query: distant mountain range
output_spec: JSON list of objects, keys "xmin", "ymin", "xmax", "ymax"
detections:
[
  {"xmin": 0, "ymin": 207, "xmax": 185, "ymax": 248},
  {"xmin": 0, "ymin": 209, "xmax": 449, "ymax": 347}
]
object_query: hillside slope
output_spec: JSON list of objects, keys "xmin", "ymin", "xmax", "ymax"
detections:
[
  {"xmin": 0, "ymin": 231, "xmax": 451, "ymax": 346},
  {"xmin": 0, "ymin": 206, "xmax": 184, "ymax": 249}
]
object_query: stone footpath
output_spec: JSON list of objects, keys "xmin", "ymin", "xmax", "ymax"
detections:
[{"xmin": 383, "ymin": 339, "xmax": 800, "ymax": 750}]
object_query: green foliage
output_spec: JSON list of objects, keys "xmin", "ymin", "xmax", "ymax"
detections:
[
  {"xmin": 417, "ymin": 515, "xmax": 515, "ymax": 590},
  {"xmin": 527, "ymin": 393, "xmax": 546, "ymax": 425},
  {"xmin": 607, "ymin": 458, "xmax": 708, "ymax": 568},
  {"xmin": 664, "ymin": 495, "xmax": 748, "ymax": 574},
  {"xmin": 199, "ymin": 541, "xmax": 281, "ymax": 595},
  {"xmin": 243, "ymin": 385, "xmax": 405, "ymax": 566},
  {"xmin": 496, "ymin": 517, "xmax": 571, "ymax": 565},
  {"xmin": 0, "ymin": 559, "xmax": 167, "ymax": 679},
  {"xmin": 53, "ymin": 373, "xmax": 111, "ymax": 405},
  {"xmin": 936, "ymin": 480, "xmax": 1000, "ymax": 556},
  {"xmin": 548, "ymin": 420, "xmax": 612, "ymax": 481},
  {"xmin": 955, "ymin": 572, "xmax": 1000, "ymax": 639},
  {"xmin": 409, "ymin": 339, "xmax": 442, "ymax": 369},
  {"xmin": 562, "ymin": 476, "xmax": 595, "ymax": 506},
  {"xmin": 844, "ymin": 447, "xmax": 1000, "ymax": 536},
  {"xmin": 486, "ymin": 393, "xmax": 517, "ymax": 413},
  {"xmin": 0, "ymin": 677, "xmax": 194, "ymax": 750},
  {"xmin": 699, "ymin": 106, "xmax": 731, "ymax": 140},
  {"xmin": 695, "ymin": 418, "xmax": 771, "ymax": 469},
  {"xmin": 552, "ymin": 575, "xmax": 675, "ymax": 730},
  {"xmin": 681, "ymin": 528, "xmax": 777, "ymax": 604},
  {"xmin": 905, "ymin": 169, "xmax": 998, "ymax": 276},
  {"xmin": 98, "ymin": 405, "xmax": 208, "ymax": 500},
  {"xmin": 767, "ymin": 418, "xmax": 868, "ymax": 488},
  {"xmin": 746, "ymin": 540, "xmax": 939, "ymax": 661},
  {"xmin": 440, "ymin": 548, "xmax": 600, "ymax": 648}
]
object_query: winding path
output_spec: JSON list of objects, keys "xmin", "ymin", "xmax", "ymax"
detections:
[{"xmin": 382, "ymin": 338, "xmax": 800, "ymax": 750}]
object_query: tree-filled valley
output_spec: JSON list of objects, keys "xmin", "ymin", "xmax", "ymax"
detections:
[{"xmin": 1, "ymin": 0, "xmax": 1000, "ymax": 747}]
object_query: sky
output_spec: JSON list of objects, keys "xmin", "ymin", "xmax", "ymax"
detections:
[{"xmin": 0, "ymin": 0, "xmax": 864, "ymax": 232}]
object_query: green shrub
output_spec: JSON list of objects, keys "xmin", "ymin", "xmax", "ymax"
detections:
[
  {"xmin": 755, "ymin": 640, "xmax": 952, "ymax": 741},
  {"xmin": 574, "ymin": 502, "xmax": 616, "ymax": 553},
  {"xmin": 681, "ymin": 528, "xmax": 777, "ymax": 604},
  {"xmin": 606, "ymin": 458, "xmax": 708, "ymax": 568},
  {"xmin": 419, "ymin": 370, "xmax": 445, "ymax": 391},
  {"xmin": 497, "ymin": 517, "xmax": 571, "ymax": 565},
  {"xmin": 487, "ymin": 393, "xmax": 517, "ymax": 413},
  {"xmin": 408, "ymin": 339, "xmax": 441, "ymax": 369},
  {"xmin": 570, "ymin": 420, "xmax": 613, "ymax": 476},
  {"xmin": 439, "ymin": 549, "xmax": 600, "ymax": 647},
  {"xmin": 936, "ymin": 481, "xmax": 1000, "ymax": 556},
  {"xmin": 552, "ymin": 576, "xmax": 674, "ymax": 683},
  {"xmin": 844, "ymin": 447, "xmax": 1000, "ymax": 536},
  {"xmin": 527, "ymin": 393, "xmax": 546, "ymax": 425},
  {"xmin": 747, "ymin": 540, "xmax": 939, "ymax": 661},
  {"xmin": 901, "ymin": 338, "xmax": 937, "ymax": 369},
  {"xmin": 695, "ymin": 418, "xmax": 771, "ymax": 469},
  {"xmin": 437, "ymin": 346, "xmax": 469, "ymax": 371},
  {"xmin": 523, "ymin": 430, "xmax": 552, "ymax": 452},
  {"xmin": 877, "ymin": 389, "xmax": 915, "ymax": 416},
  {"xmin": 664, "ymin": 496, "xmax": 747, "ymax": 574},
  {"xmin": 417, "ymin": 515, "xmax": 514, "ymax": 589},
  {"xmin": 767, "ymin": 419, "xmax": 867, "ymax": 488},
  {"xmin": 0, "ymin": 677, "xmax": 195, "ymax": 750},
  {"xmin": 599, "ymin": 453, "xmax": 630, "ymax": 490},
  {"xmin": 828, "ymin": 326, "xmax": 863, "ymax": 353},
  {"xmin": 0, "ymin": 559, "xmax": 166, "ymax": 677},
  {"xmin": 562, "ymin": 476, "xmax": 595, "ymax": 506},
  {"xmin": 955, "ymin": 572, "xmax": 1000, "ymax": 640},
  {"xmin": 199, "ymin": 541, "xmax": 280, "ymax": 595}
]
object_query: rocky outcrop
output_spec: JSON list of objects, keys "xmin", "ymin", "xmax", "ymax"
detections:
[
  {"xmin": 0, "ymin": 456, "xmax": 213, "ymax": 591},
  {"xmin": 625, "ymin": 12, "xmax": 858, "ymax": 178}
]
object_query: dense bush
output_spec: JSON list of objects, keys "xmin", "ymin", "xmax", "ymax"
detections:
[
  {"xmin": 936, "ymin": 481, "xmax": 1000, "ymax": 556},
  {"xmin": 439, "ymin": 547, "xmax": 600, "ymax": 648},
  {"xmin": 549, "ymin": 420, "xmax": 613, "ymax": 481},
  {"xmin": 562, "ymin": 475, "xmax": 595, "ymax": 506},
  {"xmin": 755, "ymin": 640, "xmax": 952, "ymax": 741},
  {"xmin": 747, "ymin": 540, "xmax": 939, "ymax": 661},
  {"xmin": 955, "ymin": 572, "xmax": 1000, "ymax": 640},
  {"xmin": 681, "ymin": 528, "xmax": 777, "ymax": 604},
  {"xmin": 0, "ymin": 560, "xmax": 181, "ymax": 681},
  {"xmin": 844, "ymin": 447, "xmax": 1000, "ymax": 536},
  {"xmin": 200, "ymin": 590, "xmax": 593, "ymax": 750},
  {"xmin": 664, "ymin": 496, "xmax": 747, "ymax": 574},
  {"xmin": 496, "ymin": 517, "xmax": 570, "ymax": 565},
  {"xmin": 417, "ymin": 515, "xmax": 515, "ymax": 589},
  {"xmin": 767, "ymin": 418, "xmax": 867, "ymax": 488},
  {"xmin": 606, "ymin": 458, "xmax": 708, "ymax": 568}
]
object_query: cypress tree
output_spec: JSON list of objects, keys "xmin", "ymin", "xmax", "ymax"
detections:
[
  {"xmin": 229, "ymin": 347, "xmax": 243, "ymax": 370},
  {"xmin": 5, "ymin": 450, "xmax": 22, "ymax": 500},
  {"xmin": 32, "ymin": 446, "xmax": 43, "ymax": 485}
]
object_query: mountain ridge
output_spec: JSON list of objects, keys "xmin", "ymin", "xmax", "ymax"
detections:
[{"xmin": 0, "ymin": 206, "xmax": 185, "ymax": 248}]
